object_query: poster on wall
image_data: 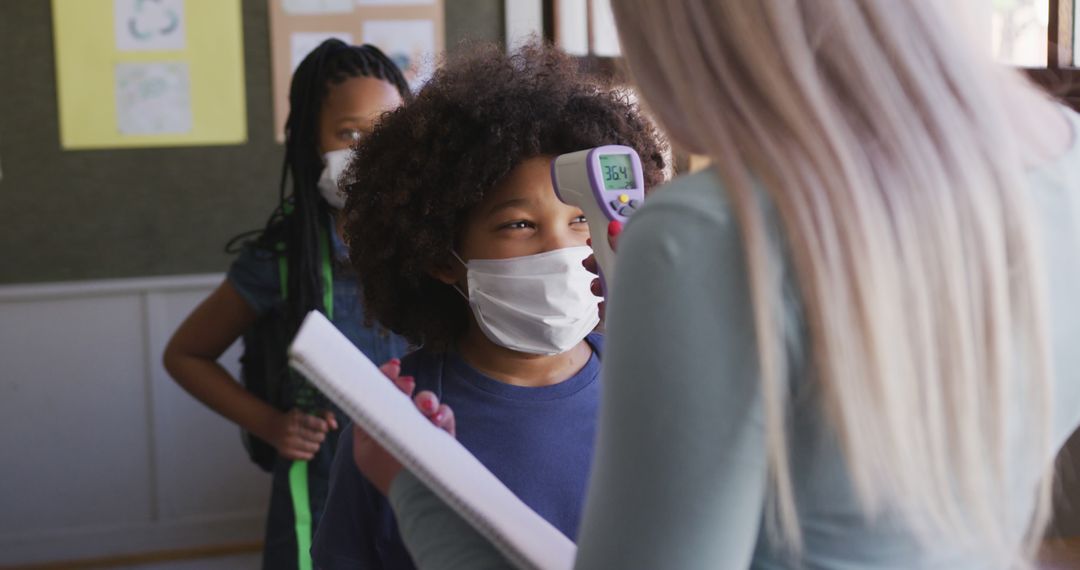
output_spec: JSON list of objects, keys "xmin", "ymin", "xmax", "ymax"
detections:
[
  {"xmin": 114, "ymin": 0, "xmax": 187, "ymax": 51},
  {"xmin": 361, "ymin": 20, "xmax": 435, "ymax": 87},
  {"xmin": 267, "ymin": 0, "xmax": 445, "ymax": 142},
  {"xmin": 52, "ymin": 0, "xmax": 247, "ymax": 150}
]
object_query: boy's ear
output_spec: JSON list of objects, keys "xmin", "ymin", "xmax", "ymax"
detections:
[{"xmin": 427, "ymin": 259, "xmax": 460, "ymax": 286}]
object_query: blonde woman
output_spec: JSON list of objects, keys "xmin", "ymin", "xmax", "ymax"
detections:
[{"xmin": 352, "ymin": 1, "xmax": 1080, "ymax": 567}]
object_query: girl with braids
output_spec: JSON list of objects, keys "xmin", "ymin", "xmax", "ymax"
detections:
[{"xmin": 163, "ymin": 39, "xmax": 412, "ymax": 570}]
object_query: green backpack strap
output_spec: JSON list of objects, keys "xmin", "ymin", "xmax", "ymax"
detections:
[
  {"xmin": 319, "ymin": 223, "xmax": 334, "ymax": 320},
  {"xmin": 277, "ymin": 222, "xmax": 334, "ymax": 570},
  {"xmin": 289, "ymin": 460, "xmax": 315, "ymax": 570},
  {"xmin": 276, "ymin": 224, "xmax": 334, "ymax": 320}
]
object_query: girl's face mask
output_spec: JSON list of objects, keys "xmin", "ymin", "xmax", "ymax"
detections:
[
  {"xmin": 453, "ymin": 246, "xmax": 600, "ymax": 355},
  {"xmin": 318, "ymin": 148, "xmax": 353, "ymax": 209}
]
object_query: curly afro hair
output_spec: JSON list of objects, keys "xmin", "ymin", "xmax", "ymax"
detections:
[{"xmin": 342, "ymin": 41, "xmax": 667, "ymax": 350}]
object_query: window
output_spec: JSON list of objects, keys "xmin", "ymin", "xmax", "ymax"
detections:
[
  {"xmin": 992, "ymin": 0, "xmax": 1050, "ymax": 66},
  {"xmin": 1001, "ymin": 0, "xmax": 1080, "ymax": 109},
  {"xmin": 543, "ymin": 0, "xmax": 623, "ymax": 80},
  {"xmin": 543, "ymin": 1, "xmax": 1080, "ymax": 109},
  {"xmin": 546, "ymin": 0, "xmax": 618, "ymax": 57}
]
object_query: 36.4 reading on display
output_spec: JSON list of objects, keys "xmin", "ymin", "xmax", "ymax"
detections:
[{"xmin": 598, "ymin": 154, "xmax": 636, "ymax": 190}]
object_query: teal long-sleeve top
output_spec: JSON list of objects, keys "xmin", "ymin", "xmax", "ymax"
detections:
[{"xmin": 384, "ymin": 109, "xmax": 1080, "ymax": 569}]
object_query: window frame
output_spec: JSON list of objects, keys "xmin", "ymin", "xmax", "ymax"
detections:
[
  {"xmin": 542, "ymin": 0, "xmax": 625, "ymax": 81},
  {"xmin": 544, "ymin": 0, "xmax": 1080, "ymax": 110},
  {"xmin": 1025, "ymin": 0, "xmax": 1080, "ymax": 110}
]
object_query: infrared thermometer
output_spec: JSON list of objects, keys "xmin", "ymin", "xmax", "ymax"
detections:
[{"xmin": 552, "ymin": 145, "xmax": 645, "ymax": 296}]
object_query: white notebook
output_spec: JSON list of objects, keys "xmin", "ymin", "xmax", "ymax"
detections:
[{"xmin": 287, "ymin": 311, "xmax": 578, "ymax": 570}]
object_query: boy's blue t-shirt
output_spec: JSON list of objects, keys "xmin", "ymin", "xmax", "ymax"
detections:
[{"xmin": 311, "ymin": 334, "xmax": 603, "ymax": 570}]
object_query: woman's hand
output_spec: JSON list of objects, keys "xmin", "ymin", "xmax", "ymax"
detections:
[
  {"xmin": 584, "ymin": 220, "xmax": 623, "ymax": 318},
  {"xmin": 353, "ymin": 359, "xmax": 457, "ymax": 495},
  {"xmin": 265, "ymin": 408, "xmax": 338, "ymax": 461}
]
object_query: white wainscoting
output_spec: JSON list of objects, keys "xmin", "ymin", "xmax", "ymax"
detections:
[{"xmin": 0, "ymin": 274, "xmax": 270, "ymax": 566}]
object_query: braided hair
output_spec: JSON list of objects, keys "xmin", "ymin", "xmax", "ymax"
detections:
[{"xmin": 233, "ymin": 40, "xmax": 411, "ymax": 337}]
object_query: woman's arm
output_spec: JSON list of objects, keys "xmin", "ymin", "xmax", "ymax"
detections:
[
  {"xmin": 389, "ymin": 176, "xmax": 770, "ymax": 568},
  {"xmin": 162, "ymin": 280, "xmax": 335, "ymax": 460},
  {"xmin": 390, "ymin": 470, "xmax": 514, "ymax": 570},
  {"xmin": 573, "ymin": 192, "xmax": 768, "ymax": 568}
]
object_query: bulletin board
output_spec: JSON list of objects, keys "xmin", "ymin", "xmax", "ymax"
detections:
[
  {"xmin": 0, "ymin": 0, "xmax": 498, "ymax": 285},
  {"xmin": 51, "ymin": 0, "xmax": 247, "ymax": 150},
  {"xmin": 268, "ymin": 0, "xmax": 445, "ymax": 141}
]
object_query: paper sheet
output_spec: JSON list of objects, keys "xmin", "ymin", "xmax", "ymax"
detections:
[
  {"xmin": 291, "ymin": 32, "xmax": 354, "ymax": 71},
  {"xmin": 361, "ymin": 19, "xmax": 435, "ymax": 88},
  {"xmin": 282, "ymin": 0, "xmax": 353, "ymax": 14},
  {"xmin": 115, "ymin": 62, "xmax": 192, "ymax": 135},
  {"xmin": 114, "ymin": 0, "xmax": 186, "ymax": 51}
]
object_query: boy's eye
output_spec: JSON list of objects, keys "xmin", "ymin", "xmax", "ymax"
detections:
[
  {"xmin": 572, "ymin": 215, "xmax": 588, "ymax": 224},
  {"xmin": 501, "ymin": 220, "xmax": 534, "ymax": 230}
]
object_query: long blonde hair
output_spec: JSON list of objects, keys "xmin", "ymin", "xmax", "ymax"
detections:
[{"xmin": 611, "ymin": 0, "xmax": 1054, "ymax": 563}]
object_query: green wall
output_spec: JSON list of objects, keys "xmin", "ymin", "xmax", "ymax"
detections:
[{"xmin": 0, "ymin": 0, "xmax": 503, "ymax": 284}]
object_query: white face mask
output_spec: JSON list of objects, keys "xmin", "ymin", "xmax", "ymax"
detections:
[
  {"xmin": 455, "ymin": 246, "xmax": 601, "ymax": 356},
  {"xmin": 317, "ymin": 148, "xmax": 353, "ymax": 209}
]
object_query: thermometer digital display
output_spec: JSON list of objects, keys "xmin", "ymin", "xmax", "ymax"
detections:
[{"xmin": 599, "ymin": 154, "xmax": 636, "ymax": 190}]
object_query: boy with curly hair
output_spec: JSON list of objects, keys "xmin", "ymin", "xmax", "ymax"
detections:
[{"xmin": 310, "ymin": 41, "xmax": 666, "ymax": 569}]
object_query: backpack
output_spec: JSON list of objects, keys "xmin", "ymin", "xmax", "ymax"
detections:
[{"xmin": 238, "ymin": 227, "xmax": 335, "ymax": 472}]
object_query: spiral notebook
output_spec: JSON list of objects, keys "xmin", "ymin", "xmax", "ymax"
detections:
[{"xmin": 287, "ymin": 311, "xmax": 577, "ymax": 570}]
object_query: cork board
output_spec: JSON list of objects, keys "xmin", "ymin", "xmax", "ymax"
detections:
[{"xmin": 267, "ymin": 0, "xmax": 445, "ymax": 141}]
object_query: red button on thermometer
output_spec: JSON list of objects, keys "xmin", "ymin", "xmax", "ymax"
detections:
[{"xmin": 552, "ymin": 145, "xmax": 645, "ymax": 297}]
